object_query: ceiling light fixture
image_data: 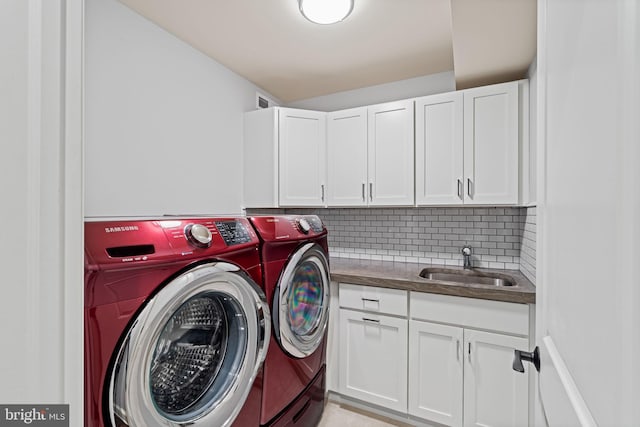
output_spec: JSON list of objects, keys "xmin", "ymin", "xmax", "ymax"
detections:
[{"xmin": 298, "ymin": 0, "xmax": 354, "ymax": 25}]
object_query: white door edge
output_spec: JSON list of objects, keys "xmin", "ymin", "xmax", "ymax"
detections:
[{"xmin": 539, "ymin": 336, "xmax": 597, "ymax": 427}]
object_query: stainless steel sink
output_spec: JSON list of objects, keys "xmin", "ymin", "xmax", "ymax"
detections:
[{"xmin": 419, "ymin": 268, "xmax": 516, "ymax": 287}]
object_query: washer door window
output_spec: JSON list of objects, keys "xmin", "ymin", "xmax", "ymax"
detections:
[
  {"xmin": 107, "ymin": 262, "xmax": 270, "ymax": 427},
  {"xmin": 274, "ymin": 243, "xmax": 329, "ymax": 358}
]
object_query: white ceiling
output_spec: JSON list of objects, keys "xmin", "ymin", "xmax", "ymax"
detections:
[{"xmin": 118, "ymin": 0, "xmax": 536, "ymax": 103}]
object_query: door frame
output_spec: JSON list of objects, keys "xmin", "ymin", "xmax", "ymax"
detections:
[
  {"xmin": 63, "ymin": 1, "xmax": 84, "ymax": 423},
  {"xmin": 18, "ymin": 0, "xmax": 84, "ymax": 421}
]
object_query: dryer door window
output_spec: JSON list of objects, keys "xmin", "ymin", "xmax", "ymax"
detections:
[
  {"xmin": 107, "ymin": 262, "xmax": 270, "ymax": 427},
  {"xmin": 275, "ymin": 243, "xmax": 330, "ymax": 358}
]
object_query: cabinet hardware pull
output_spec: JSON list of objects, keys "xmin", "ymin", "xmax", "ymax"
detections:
[
  {"xmin": 362, "ymin": 183, "xmax": 366, "ymax": 202},
  {"xmin": 513, "ymin": 346, "xmax": 540, "ymax": 373},
  {"xmin": 369, "ymin": 183, "xmax": 373, "ymax": 202},
  {"xmin": 321, "ymin": 184, "xmax": 325, "ymax": 202},
  {"xmin": 362, "ymin": 317, "xmax": 380, "ymax": 323},
  {"xmin": 456, "ymin": 339, "xmax": 460, "ymax": 361},
  {"xmin": 467, "ymin": 178, "xmax": 472, "ymax": 197},
  {"xmin": 457, "ymin": 179, "xmax": 463, "ymax": 199},
  {"xmin": 361, "ymin": 298, "xmax": 379, "ymax": 302},
  {"xmin": 468, "ymin": 342, "xmax": 472, "ymax": 363}
]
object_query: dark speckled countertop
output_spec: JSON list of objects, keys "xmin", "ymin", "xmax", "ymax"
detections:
[{"xmin": 329, "ymin": 257, "xmax": 536, "ymax": 304}]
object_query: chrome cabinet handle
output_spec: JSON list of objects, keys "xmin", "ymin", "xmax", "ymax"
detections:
[
  {"xmin": 361, "ymin": 298, "xmax": 379, "ymax": 303},
  {"xmin": 369, "ymin": 183, "xmax": 373, "ymax": 202},
  {"xmin": 362, "ymin": 183, "xmax": 366, "ymax": 202},
  {"xmin": 467, "ymin": 178, "xmax": 472, "ymax": 197},
  {"xmin": 456, "ymin": 339, "xmax": 460, "ymax": 361},
  {"xmin": 362, "ymin": 317, "xmax": 380, "ymax": 323},
  {"xmin": 457, "ymin": 179, "xmax": 463, "ymax": 199},
  {"xmin": 468, "ymin": 342, "xmax": 472, "ymax": 363},
  {"xmin": 321, "ymin": 184, "xmax": 325, "ymax": 202}
]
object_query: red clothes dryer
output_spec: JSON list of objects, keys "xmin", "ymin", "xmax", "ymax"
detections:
[
  {"xmin": 249, "ymin": 215, "xmax": 330, "ymax": 427},
  {"xmin": 84, "ymin": 218, "xmax": 270, "ymax": 427}
]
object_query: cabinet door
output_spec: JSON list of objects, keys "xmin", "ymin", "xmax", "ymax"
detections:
[
  {"xmin": 367, "ymin": 100, "xmax": 414, "ymax": 206},
  {"xmin": 243, "ymin": 108, "xmax": 279, "ymax": 208},
  {"xmin": 327, "ymin": 108, "xmax": 368, "ymax": 206},
  {"xmin": 463, "ymin": 82, "xmax": 519, "ymax": 205},
  {"xmin": 338, "ymin": 309, "xmax": 408, "ymax": 412},
  {"xmin": 409, "ymin": 320, "xmax": 463, "ymax": 427},
  {"xmin": 463, "ymin": 330, "xmax": 528, "ymax": 427},
  {"xmin": 278, "ymin": 108, "xmax": 327, "ymax": 206},
  {"xmin": 415, "ymin": 92, "xmax": 464, "ymax": 205}
]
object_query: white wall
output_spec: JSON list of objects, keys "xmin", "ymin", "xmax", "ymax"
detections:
[
  {"xmin": 85, "ymin": 0, "xmax": 278, "ymax": 217},
  {"xmin": 0, "ymin": 0, "xmax": 30, "ymax": 401},
  {"xmin": 286, "ymin": 71, "xmax": 455, "ymax": 111}
]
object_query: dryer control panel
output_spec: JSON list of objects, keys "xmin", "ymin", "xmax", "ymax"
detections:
[
  {"xmin": 248, "ymin": 215, "xmax": 326, "ymax": 242},
  {"xmin": 305, "ymin": 216, "xmax": 324, "ymax": 233}
]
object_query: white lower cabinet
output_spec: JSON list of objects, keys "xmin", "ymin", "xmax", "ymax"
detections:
[
  {"xmin": 463, "ymin": 330, "xmax": 528, "ymax": 427},
  {"xmin": 338, "ymin": 309, "xmax": 408, "ymax": 412},
  {"xmin": 408, "ymin": 320, "xmax": 463, "ymax": 425},
  {"xmin": 409, "ymin": 321, "xmax": 529, "ymax": 427},
  {"xmin": 337, "ymin": 283, "xmax": 408, "ymax": 412},
  {"xmin": 410, "ymin": 292, "xmax": 530, "ymax": 427},
  {"xmin": 335, "ymin": 283, "xmax": 532, "ymax": 426}
]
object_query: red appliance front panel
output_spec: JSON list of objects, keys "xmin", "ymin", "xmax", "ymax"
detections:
[
  {"xmin": 84, "ymin": 218, "xmax": 262, "ymax": 427},
  {"xmin": 248, "ymin": 216, "xmax": 329, "ymax": 425},
  {"xmin": 266, "ymin": 366, "xmax": 326, "ymax": 427}
]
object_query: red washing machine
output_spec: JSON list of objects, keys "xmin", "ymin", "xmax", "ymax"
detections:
[
  {"xmin": 249, "ymin": 215, "xmax": 330, "ymax": 427},
  {"xmin": 84, "ymin": 217, "xmax": 270, "ymax": 427}
]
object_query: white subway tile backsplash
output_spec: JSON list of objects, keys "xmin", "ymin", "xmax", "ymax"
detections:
[
  {"xmin": 247, "ymin": 205, "xmax": 537, "ymax": 285},
  {"xmin": 519, "ymin": 207, "xmax": 537, "ymax": 284}
]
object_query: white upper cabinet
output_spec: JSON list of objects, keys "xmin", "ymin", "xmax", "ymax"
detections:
[
  {"xmin": 278, "ymin": 108, "xmax": 327, "ymax": 206},
  {"xmin": 327, "ymin": 108, "xmax": 368, "ymax": 206},
  {"xmin": 243, "ymin": 108, "xmax": 279, "ymax": 208},
  {"xmin": 463, "ymin": 82, "xmax": 520, "ymax": 205},
  {"xmin": 415, "ymin": 92, "xmax": 464, "ymax": 205},
  {"xmin": 243, "ymin": 107, "xmax": 326, "ymax": 208},
  {"xmin": 327, "ymin": 101, "xmax": 414, "ymax": 207},
  {"xmin": 368, "ymin": 100, "xmax": 415, "ymax": 206},
  {"xmin": 244, "ymin": 80, "xmax": 528, "ymax": 209},
  {"xmin": 415, "ymin": 81, "xmax": 526, "ymax": 206}
]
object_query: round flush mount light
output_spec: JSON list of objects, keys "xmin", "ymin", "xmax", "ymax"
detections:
[{"xmin": 298, "ymin": 0, "xmax": 354, "ymax": 25}]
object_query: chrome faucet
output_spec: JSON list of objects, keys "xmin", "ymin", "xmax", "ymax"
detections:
[{"xmin": 462, "ymin": 246, "xmax": 472, "ymax": 269}]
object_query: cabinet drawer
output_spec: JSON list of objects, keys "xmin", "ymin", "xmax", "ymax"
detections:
[
  {"xmin": 410, "ymin": 292, "xmax": 529, "ymax": 336},
  {"xmin": 339, "ymin": 283, "xmax": 407, "ymax": 317}
]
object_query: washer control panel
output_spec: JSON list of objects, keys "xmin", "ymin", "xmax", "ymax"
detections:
[
  {"xmin": 184, "ymin": 223, "xmax": 213, "ymax": 248},
  {"xmin": 215, "ymin": 220, "xmax": 253, "ymax": 246}
]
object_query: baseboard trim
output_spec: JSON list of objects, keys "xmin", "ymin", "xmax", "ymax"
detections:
[{"xmin": 326, "ymin": 391, "xmax": 445, "ymax": 427}]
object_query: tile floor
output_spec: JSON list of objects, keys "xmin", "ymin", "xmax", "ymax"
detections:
[{"xmin": 317, "ymin": 402, "xmax": 412, "ymax": 427}]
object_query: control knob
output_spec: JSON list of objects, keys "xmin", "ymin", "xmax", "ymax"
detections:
[
  {"xmin": 296, "ymin": 218, "xmax": 311, "ymax": 234},
  {"xmin": 185, "ymin": 223, "xmax": 212, "ymax": 248}
]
